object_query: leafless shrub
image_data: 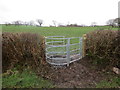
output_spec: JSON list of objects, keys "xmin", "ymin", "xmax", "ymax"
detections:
[
  {"xmin": 86, "ymin": 30, "xmax": 120, "ymax": 69},
  {"xmin": 2, "ymin": 32, "xmax": 45, "ymax": 72}
]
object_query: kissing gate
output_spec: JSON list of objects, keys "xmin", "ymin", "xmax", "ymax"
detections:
[{"xmin": 45, "ymin": 36, "xmax": 84, "ymax": 66}]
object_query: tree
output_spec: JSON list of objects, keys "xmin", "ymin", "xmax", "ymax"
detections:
[
  {"xmin": 12, "ymin": 20, "xmax": 23, "ymax": 26},
  {"xmin": 24, "ymin": 22, "xmax": 29, "ymax": 26},
  {"xmin": 36, "ymin": 19, "xmax": 43, "ymax": 26},
  {"xmin": 29, "ymin": 20, "xmax": 35, "ymax": 26},
  {"xmin": 106, "ymin": 19, "xmax": 114, "ymax": 27},
  {"xmin": 107, "ymin": 18, "xmax": 120, "ymax": 27},
  {"xmin": 52, "ymin": 20, "xmax": 57, "ymax": 27},
  {"xmin": 114, "ymin": 18, "xmax": 120, "ymax": 27},
  {"xmin": 91, "ymin": 22, "xmax": 97, "ymax": 27},
  {"xmin": 5, "ymin": 22, "xmax": 11, "ymax": 26}
]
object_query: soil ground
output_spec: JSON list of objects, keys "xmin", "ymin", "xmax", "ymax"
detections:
[{"xmin": 39, "ymin": 57, "xmax": 116, "ymax": 88}]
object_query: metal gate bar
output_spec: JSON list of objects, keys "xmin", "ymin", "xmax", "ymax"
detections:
[{"xmin": 45, "ymin": 36, "xmax": 83, "ymax": 66}]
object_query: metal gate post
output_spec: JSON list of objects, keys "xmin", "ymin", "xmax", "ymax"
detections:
[
  {"xmin": 45, "ymin": 37, "xmax": 47, "ymax": 61},
  {"xmin": 79, "ymin": 37, "xmax": 81, "ymax": 57},
  {"xmin": 66, "ymin": 38, "xmax": 70, "ymax": 66},
  {"xmin": 79, "ymin": 37, "xmax": 82, "ymax": 58}
]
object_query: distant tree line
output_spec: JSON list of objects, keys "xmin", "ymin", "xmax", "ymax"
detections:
[
  {"xmin": 50, "ymin": 18, "xmax": 120, "ymax": 27},
  {"xmin": 5, "ymin": 19, "xmax": 43, "ymax": 27},
  {"xmin": 4, "ymin": 18, "xmax": 120, "ymax": 27}
]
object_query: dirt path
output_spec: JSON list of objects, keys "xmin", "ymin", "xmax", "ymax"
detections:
[{"xmin": 40, "ymin": 57, "xmax": 115, "ymax": 88}]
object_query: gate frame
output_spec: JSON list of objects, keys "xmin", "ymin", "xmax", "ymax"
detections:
[{"xmin": 45, "ymin": 35, "xmax": 86, "ymax": 66}]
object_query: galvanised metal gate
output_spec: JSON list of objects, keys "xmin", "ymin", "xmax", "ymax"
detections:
[{"xmin": 45, "ymin": 36, "xmax": 83, "ymax": 66}]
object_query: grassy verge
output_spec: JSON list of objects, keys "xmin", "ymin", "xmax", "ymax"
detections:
[
  {"xmin": 2, "ymin": 68, "xmax": 54, "ymax": 88},
  {"xmin": 96, "ymin": 77, "xmax": 120, "ymax": 88}
]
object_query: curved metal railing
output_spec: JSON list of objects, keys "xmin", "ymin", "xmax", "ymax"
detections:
[{"xmin": 45, "ymin": 36, "xmax": 83, "ymax": 66}]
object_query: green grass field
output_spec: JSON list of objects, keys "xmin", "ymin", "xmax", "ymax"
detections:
[{"xmin": 2, "ymin": 25, "xmax": 118, "ymax": 37}]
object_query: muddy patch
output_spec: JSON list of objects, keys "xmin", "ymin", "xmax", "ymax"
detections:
[{"xmin": 39, "ymin": 57, "xmax": 116, "ymax": 88}]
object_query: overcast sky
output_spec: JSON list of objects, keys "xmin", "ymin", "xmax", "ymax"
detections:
[{"xmin": 0, "ymin": 0, "xmax": 119, "ymax": 26}]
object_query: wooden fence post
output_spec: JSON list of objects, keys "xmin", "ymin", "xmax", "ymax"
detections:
[{"xmin": 82, "ymin": 34, "xmax": 87, "ymax": 57}]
